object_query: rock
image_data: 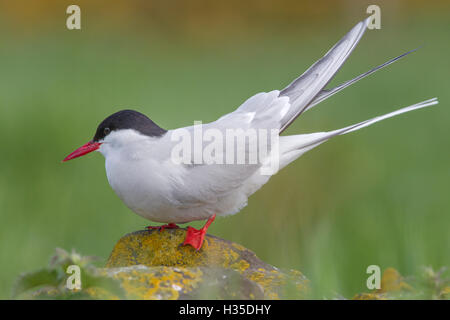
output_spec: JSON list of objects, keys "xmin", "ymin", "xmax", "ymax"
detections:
[
  {"xmin": 103, "ymin": 265, "xmax": 265, "ymax": 299},
  {"xmin": 105, "ymin": 229, "xmax": 309, "ymax": 299},
  {"xmin": 13, "ymin": 245, "xmax": 448, "ymax": 300}
]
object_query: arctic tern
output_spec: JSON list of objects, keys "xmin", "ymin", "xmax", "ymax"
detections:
[{"xmin": 63, "ymin": 18, "xmax": 439, "ymax": 250}]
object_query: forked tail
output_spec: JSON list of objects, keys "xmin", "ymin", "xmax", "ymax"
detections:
[{"xmin": 279, "ymin": 98, "xmax": 439, "ymax": 168}]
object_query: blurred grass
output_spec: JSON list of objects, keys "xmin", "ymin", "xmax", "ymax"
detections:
[{"xmin": 0, "ymin": 1, "xmax": 449, "ymax": 299}]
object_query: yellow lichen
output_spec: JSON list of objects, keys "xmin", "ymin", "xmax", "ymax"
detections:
[
  {"xmin": 379, "ymin": 267, "xmax": 413, "ymax": 293},
  {"xmin": 248, "ymin": 270, "xmax": 282, "ymax": 299},
  {"xmin": 109, "ymin": 266, "xmax": 204, "ymax": 300},
  {"xmin": 108, "ymin": 230, "xmax": 245, "ymax": 270},
  {"xmin": 353, "ymin": 267, "xmax": 414, "ymax": 300},
  {"xmin": 229, "ymin": 259, "xmax": 250, "ymax": 272},
  {"xmin": 441, "ymin": 286, "xmax": 450, "ymax": 299},
  {"xmin": 353, "ymin": 293, "xmax": 387, "ymax": 300},
  {"xmin": 105, "ymin": 229, "xmax": 309, "ymax": 299}
]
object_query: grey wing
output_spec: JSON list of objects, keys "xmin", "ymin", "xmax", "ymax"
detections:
[
  {"xmin": 208, "ymin": 18, "xmax": 372, "ymax": 134},
  {"xmin": 279, "ymin": 17, "xmax": 371, "ymax": 132},
  {"xmin": 225, "ymin": 18, "xmax": 416, "ymax": 133}
]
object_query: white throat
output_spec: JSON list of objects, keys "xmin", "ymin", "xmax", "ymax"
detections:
[{"xmin": 98, "ymin": 129, "xmax": 157, "ymax": 159}]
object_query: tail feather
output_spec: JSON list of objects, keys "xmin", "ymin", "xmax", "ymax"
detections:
[
  {"xmin": 304, "ymin": 48, "xmax": 420, "ymax": 113},
  {"xmin": 279, "ymin": 98, "xmax": 439, "ymax": 166}
]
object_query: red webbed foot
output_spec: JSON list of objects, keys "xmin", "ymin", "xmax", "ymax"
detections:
[
  {"xmin": 182, "ymin": 214, "xmax": 216, "ymax": 251},
  {"xmin": 146, "ymin": 223, "xmax": 179, "ymax": 232}
]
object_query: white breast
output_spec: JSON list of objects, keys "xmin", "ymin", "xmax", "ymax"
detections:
[{"xmin": 98, "ymin": 129, "xmax": 267, "ymax": 224}]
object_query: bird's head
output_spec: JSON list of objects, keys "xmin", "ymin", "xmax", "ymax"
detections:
[{"xmin": 62, "ymin": 109, "xmax": 166, "ymax": 162}]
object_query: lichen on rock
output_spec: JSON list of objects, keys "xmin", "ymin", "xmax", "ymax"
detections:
[{"xmin": 105, "ymin": 229, "xmax": 309, "ymax": 299}]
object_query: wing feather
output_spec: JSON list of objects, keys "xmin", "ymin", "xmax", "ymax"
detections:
[{"xmin": 279, "ymin": 17, "xmax": 371, "ymax": 132}]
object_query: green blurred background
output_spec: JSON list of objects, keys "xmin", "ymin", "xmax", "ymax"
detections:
[{"xmin": 0, "ymin": 0, "xmax": 448, "ymax": 299}]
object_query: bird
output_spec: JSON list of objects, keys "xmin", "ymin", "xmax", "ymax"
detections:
[{"xmin": 63, "ymin": 18, "xmax": 439, "ymax": 250}]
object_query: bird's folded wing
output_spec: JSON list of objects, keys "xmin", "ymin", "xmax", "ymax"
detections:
[
  {"xmin": 164, "ymin": 125, "xmax": 262, "ymax": 207},
  {"xmin": 211, "ymin": 18, "xmax": 371, "ymax": 134},
  {"xmin": 279, "ymin": 17, "xmax": 370, "ymax": 132}
]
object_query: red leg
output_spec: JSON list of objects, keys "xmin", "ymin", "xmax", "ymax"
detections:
[
  {"xmin": 146, "ymin": 223, "xmax": 179, "ymax": 232},
  {"xmin": 182, "ymin": 214, "xmax": 216, "ymax": 250}
]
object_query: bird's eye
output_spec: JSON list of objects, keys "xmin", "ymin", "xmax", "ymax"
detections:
[{"xmin": 104, "ymin": 127, "xmax": 111, "ymax": 135}]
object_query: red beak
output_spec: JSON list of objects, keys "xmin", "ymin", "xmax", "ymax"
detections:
[{"xmin": 63, "ymin": 141, "xmax": 102, "ymax": 162}]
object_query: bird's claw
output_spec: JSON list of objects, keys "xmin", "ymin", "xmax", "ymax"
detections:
[
  {"xmin": 182, "ymin": 226, "xmax": 207, "ymax": 251},
  {"xmin": 146, "ymin": 223, "xmax": 179, "ymax": 232},
  {"xmin": 182, "ymin": 214, "xmax": 216, "ymax": 250}
]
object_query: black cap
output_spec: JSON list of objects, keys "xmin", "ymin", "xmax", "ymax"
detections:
[{"xmin": 93, "ymin": 110, "xmax": 167, "ymax": 142}]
